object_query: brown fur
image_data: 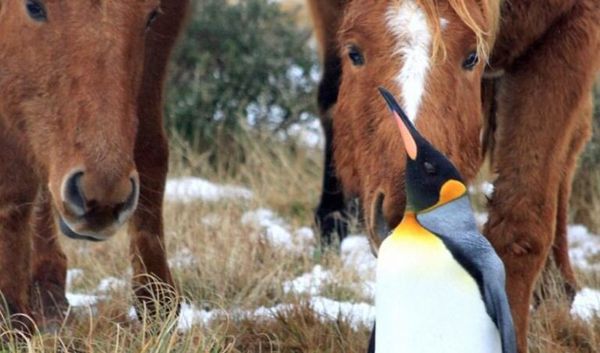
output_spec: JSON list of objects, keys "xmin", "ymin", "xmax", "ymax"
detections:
[
  {"xmin": 0, "ymin": 0, "xmax": 189, "ymax": 332},
  {"xmin": 308, "ymin": 0, "xmax": 600, "ymax": 352}
]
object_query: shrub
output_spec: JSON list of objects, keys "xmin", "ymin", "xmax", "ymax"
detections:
[{"xmin": 166, "ymin": 0, "xmax": 318, "ymax": 169}]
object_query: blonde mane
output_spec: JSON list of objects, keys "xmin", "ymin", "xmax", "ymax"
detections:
[{"xmin": 414, "ymin": 0, "xmax": 502, "ymax": 60}]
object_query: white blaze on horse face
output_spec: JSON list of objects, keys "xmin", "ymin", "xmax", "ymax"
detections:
[{"xmin": 386, "ymin": 1, "xmax": 432, "ymax": 122}]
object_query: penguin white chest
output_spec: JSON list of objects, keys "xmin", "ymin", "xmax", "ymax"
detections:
[{"xmin": 375, "ymin": 217, "xmax": 501, "ymax": 353}]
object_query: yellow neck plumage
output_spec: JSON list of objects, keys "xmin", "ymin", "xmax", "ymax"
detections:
[
  {"xmin": 386, "ymin": 179, "xmax": 466, "ymax": 246},
  {"xmin": 387, "ymin": 212, "xmax": 439, "ymax": 246}
]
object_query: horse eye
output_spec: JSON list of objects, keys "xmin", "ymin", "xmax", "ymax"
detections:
[
  {"xmin": 462, "ymin": 51, "xmax": 479, "ymax": 70},
  {"xmin": 347, "ymin": 45, "xmax": 365, "ymax": 66},
  {"xmin": 424, "ymin": 161, "xmax": 436, "ymax": 175},
  {"xmin": 25, "ymin": 0, "xmax": 47, "ymax": 22},
  {"xmin": 146, "ymin": 9, "xmax": 161, "ymax": 29}
]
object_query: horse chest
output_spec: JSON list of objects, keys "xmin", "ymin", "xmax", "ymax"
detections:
[
  {"xmin": 375, "ymin": 224, "xmax": 501, "ymax": 353},
  {"xmin": 491, "ymin": 0, "xmax": 578, "ymax": 69}
]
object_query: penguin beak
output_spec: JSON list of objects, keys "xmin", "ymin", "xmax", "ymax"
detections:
[{"xmin": 378, "ymin": 87, "xmax": 418, "ymax": 160}]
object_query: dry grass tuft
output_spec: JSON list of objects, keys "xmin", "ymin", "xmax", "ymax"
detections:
[
  {"xmin": 213, "ymin": 303, "xmax": 370, "ymax": 353},
  {"xmin": 0, "ymin": 135, "xmax": 597, "ymax": 352},
  {"xmin": 531, "ymin": 265, "xmax": 600, "ymax": 353},
  {"xmin": 530, "ymin": 301, "xmax": 600, "ymax": 353}
]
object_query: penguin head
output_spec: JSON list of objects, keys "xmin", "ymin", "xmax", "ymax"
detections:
[{"xmin": 379, "ymin": 87, "xmax": 467, "ymax": 213}]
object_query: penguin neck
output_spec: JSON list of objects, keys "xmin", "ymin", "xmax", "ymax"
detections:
[
  {"xmin": 392, "ymin": 212, "xmax": 433, "ymax": 239},
  {"xmin": 404, "ymin": 196, "xmax": 432, "ymax": 215},
  {"xmin": 404, "ymin": 201, "xmax": 421, "ymax": 214},
  {"xmin": 398, "ymin": 212, "xmax": 420, "ymax": 230}
]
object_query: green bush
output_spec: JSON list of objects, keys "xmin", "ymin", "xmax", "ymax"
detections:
[{"xmin": 166, "ymin": 0, "xmax": 318, "ymax": 168}]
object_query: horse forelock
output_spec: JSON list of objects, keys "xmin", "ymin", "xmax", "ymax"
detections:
[
  {"xmin": 385, "ymin": 1, "xmax": 432, "ymax": 121},
  {"xmin": 445, "ymin": 0, "xmax": 502, "ymax": 59},
  {"xmin": 383, "ymin": 0, "xmax": 501, "ymax": 61},
  {"xmin": 350, "ymin": 0, "xmax": 501, "ymax": 120}
]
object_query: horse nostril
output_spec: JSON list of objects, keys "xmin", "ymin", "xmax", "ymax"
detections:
[
  {"xmin": 62, "ymin": 171, "xmax": 139, "ymax": 227},
  {"xmin": 63, "ymin": 171, "xmax": 86, "ymax": 217},
  {"xmin": 116, "ymin": 177, "xmax": 139, "ymax": 223}
]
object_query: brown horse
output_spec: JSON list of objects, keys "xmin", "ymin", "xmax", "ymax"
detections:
[
  {"xmin": 0, "ymin": 0, "xmax": 188, "ymax": 331},
  {"xmin": 308, "ymin": 0, "xmax": 600, "ymax": 352}
]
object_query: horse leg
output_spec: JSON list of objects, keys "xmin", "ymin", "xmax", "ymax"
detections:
[
  {"xmin": 533, "ymin": 104, "xmax": 592, "ymax": 305},
  {"xmin": 29, "ymin": 187, "xmax": 68, "ymax": 330},
  {"xmin": 484, "ymin": 5, "xmax": 599, "ymax": 352},
  {"xmin": 307, "ymin": 0, "xmax": 349, "ymax": 245},
  {"xmin": 0, "ymin": 129, "xmax": 37, "ymax": 333},
  {"xmin": 551, "ymin": 100, "xmax": 592, "ymax": 300},
  {"xmin": 128, "ymin": 0, "xmax": 189, "ymax": 319},
  {"xmin": 316, "ymin": 118, "xmax": 349, "ymax": 245}
]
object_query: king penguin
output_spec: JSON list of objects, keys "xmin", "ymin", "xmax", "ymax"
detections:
[{"xmin": 369, "ymin": 88, "xmax": 517, "ymax": 353}]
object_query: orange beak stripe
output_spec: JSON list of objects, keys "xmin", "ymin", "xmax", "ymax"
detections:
[{"xmin": 393, "ymin": 111, "xmax": 417, "ymax": 160}]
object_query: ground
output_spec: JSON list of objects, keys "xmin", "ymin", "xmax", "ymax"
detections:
[{"xmin": 4, "ymin": 139, "xmax": 600, "ymax": 353}]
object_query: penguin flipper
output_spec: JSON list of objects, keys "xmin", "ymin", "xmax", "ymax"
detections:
[
  {"xmin": 416, "ymin": 196, "xmax": 517, "ymax": 353},
  {"xmin": 480, "ymin": 268, "xmax": 518, "ymax": 353}
]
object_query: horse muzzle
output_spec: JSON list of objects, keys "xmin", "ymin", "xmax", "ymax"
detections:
[{"xmin": 57, "ymin": 169, "xmax": 140, "ymax": 241}]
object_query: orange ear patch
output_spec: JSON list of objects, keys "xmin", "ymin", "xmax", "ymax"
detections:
[
  {"xmin": 394, "ymin": 111, "xmax": 417, "ymax": 160},
  {"xmin": 438, "ymin": 180, "xmax": 467, "ymax": 205}
]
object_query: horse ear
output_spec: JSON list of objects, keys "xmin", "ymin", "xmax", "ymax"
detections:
[{"xmin": 367, "ymin": 190, "xmax": 391, "ymax": 255}]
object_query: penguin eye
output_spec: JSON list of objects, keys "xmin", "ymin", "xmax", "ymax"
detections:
[{"xmin": 424, "ymin": 162, "xmax": 436, "ymax": 175}]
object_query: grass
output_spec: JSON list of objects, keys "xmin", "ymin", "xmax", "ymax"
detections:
[{"xmin": 1, "ymin": 135, "xmax": 598, "ymax": 352}]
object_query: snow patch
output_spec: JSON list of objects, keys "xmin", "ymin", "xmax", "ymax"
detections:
[
  {"xmin": 309, "ymin": 296, "xmax": 375, "ymax": 329},
  {"xmin": 287, "ymin": 119, "xmax": 324, "ymax": 149},
  {"xmin": 568, "ymin": 225, "xmax": 600, "ymax": 271},
  {"xmin": 177, "ymin": 302, "xmax": 214, "ymax": 330},
  {"xmin": 283, "ymin": 265, "xmax": 333, "ymax": 296},
  {"xmin": 66, "ymin": 293, "xmax": 100, "ymax": 307},
  {"xmin": 165, "ymin": 177, "xmax": 253, "ymax": 203},
  {"xmin": 241, "ymin": 208, "xmax": 315, "ymax": 253},
  {"xmin": 241, "ymin": 208, "xmax": 286, "ymax": 228},
  {"xmin": 97, "ymin": 277, "xmax": 127, "ymax": 293},
  {"xmin": 480, "ymin": 182, "xmax": 494, "ymax": 198},
  {"xmin": 473, "ymin": 212, "xmax": 489, "ymax": 228},
  {"xmin": 66, "ymin": 268, "xmax": 84, "ymax": 288},
  {"xmin": 571, "ymin": 287, "xmax": 600, "ymax": 321},
  {"xmin": 469, "ymin": 182, "xmax": 494, "ymax": 198},
  {"xmin": 340, "ymin": 235, "xmax": 376, "ymax": 298},
  {"xmin": 295, "ymin": 227, "xmax": 316, "ymax": 245},
  {"xmin": 251, "ymin": 297, "xmax": 374, "ymax": 330},
  {"xmin": 173, "ymin": 299, "xmax": 374, "ymax": 332},
  {"xmin": 169, "ymin": 248, "xmax": 197, "ymax": 269},
  {"xmin": 341, "ymin": 235, "xmax": 376, "ymax": 278}
]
